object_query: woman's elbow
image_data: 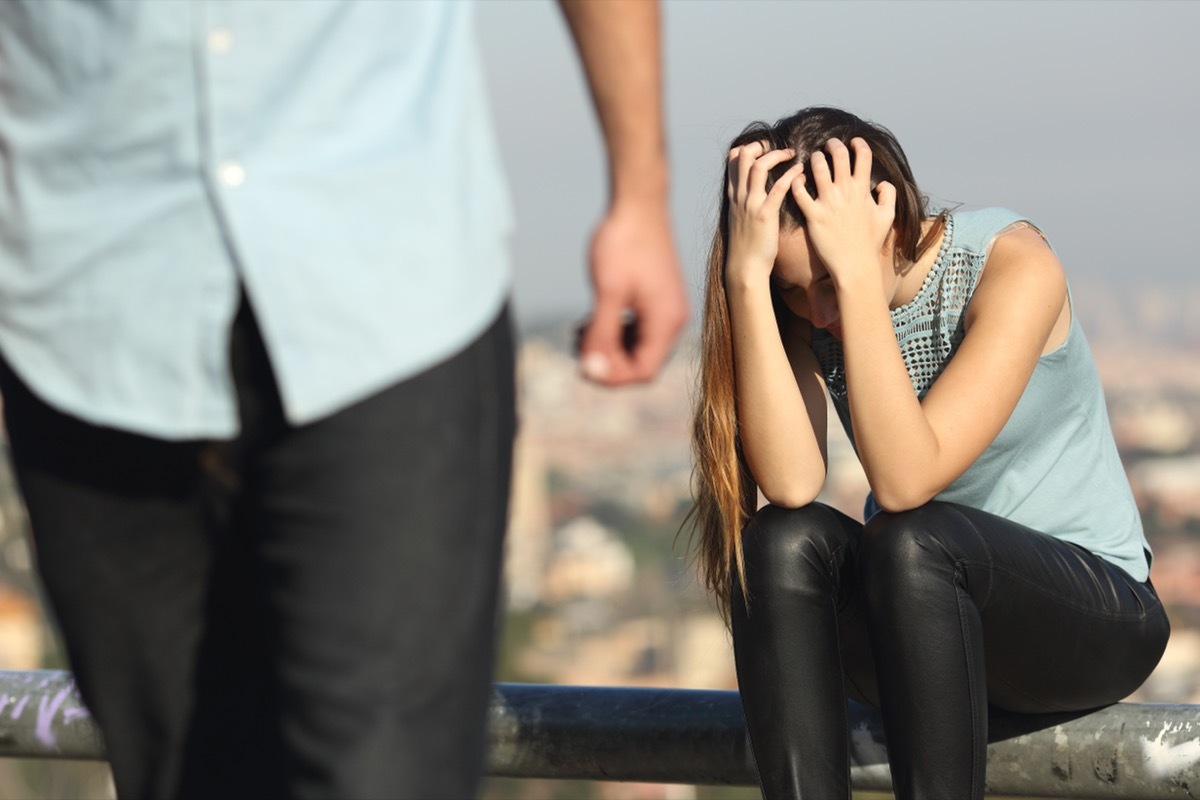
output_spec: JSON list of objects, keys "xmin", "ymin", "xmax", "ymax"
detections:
[
  {"xmin": 760, "ymin": 476, "xmax": 825, "ymax": 509},
  {"xmin": 871, "ymin": 482, "xmax": 937, "ymax": 514}
]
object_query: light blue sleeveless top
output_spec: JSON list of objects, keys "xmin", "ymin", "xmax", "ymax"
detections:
[{"xmin": 813, "ymin": 208, "xmax": 1150, "ymax": 581}]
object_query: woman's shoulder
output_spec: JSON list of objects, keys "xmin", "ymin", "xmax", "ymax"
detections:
[
  {"xmin": 968, "ymin": 221, "xmax": 1065, "ymax": 324},
  {"xmin": 947, "ymin": 207, "xmax": 1037, "ymax": 255},
  {"xmin": 951, "ymin": 206, "xmax": 1063, "ymax": 327}
]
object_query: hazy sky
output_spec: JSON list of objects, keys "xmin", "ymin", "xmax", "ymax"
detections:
[{"xmin": 476, "ymin": 0, "xmax": 1200, "ymax": 325}]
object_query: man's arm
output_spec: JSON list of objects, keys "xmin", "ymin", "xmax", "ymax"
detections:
[{"xmin": 557, "ymin": 0, "xmax": 688, "ymax": 386}]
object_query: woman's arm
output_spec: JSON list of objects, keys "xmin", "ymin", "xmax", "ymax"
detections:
[
  {"xmin": 794, "ymin": 138, "xmax": 1067, "ymax": 511},
  {"xmin": 842, "ymin": 228, "xmax": 1064, "ymax": 511},
  {"xmin": 729, "ymin": 297, "xmax": 829, "ymax": 507},
  {"xmin": 725, "ymin": 143, "xmax": 828, "ymax": 507}
]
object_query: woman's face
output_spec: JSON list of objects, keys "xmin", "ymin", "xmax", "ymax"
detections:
[
  {"xmin": 771, "ymin": 224, "xmax": 901, "ymax": 339},
  {"xmin": 771, "ymin": 226, "xmax": 844, "ymax": 340}
]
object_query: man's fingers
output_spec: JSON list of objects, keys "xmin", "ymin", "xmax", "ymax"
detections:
[
  {"xmin": 583, "ymin": 201, "xmax": 688, "ymax": 386},
  {"xmin": 579, "ymin": 295, "xmax": 628, "ymax": 383},
  {"xmin": 625, "ymin": 297, "xmax": 687, "ymax": 382},
  {"xmin": 582, "ymin": 295, "xmax": 686, "ymax": 386}
]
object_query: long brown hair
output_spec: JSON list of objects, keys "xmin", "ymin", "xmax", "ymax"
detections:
[{"xmin": 684, "ymin": 107, "xmax": 945, "ymax": 619}]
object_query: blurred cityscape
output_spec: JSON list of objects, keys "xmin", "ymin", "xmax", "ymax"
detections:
[{"xmin": 0, "ymin": 282, "xmax": 1195, "ymax": 798}]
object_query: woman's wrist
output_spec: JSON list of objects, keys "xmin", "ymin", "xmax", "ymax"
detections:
[
  {"xmin": 723, "ymin": 261, "xmax": 772, "ymax": 295},
  {"xmin": 831, "ymin": 262, "xmax": 888, "ymax": 306}
]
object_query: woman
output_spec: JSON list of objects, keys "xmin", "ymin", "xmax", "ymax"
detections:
[{"xmin": 686, "ymin": 106, "xmax": 1169, "ymax": 799}]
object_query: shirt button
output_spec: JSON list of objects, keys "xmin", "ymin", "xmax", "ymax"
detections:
[
  {"xmin": 207, "ymin": 27, "xmax": 234, "ymax": 55},
  {"xmin": 217, "ymin": 161, "xmax": 246, "ymax": 188}
]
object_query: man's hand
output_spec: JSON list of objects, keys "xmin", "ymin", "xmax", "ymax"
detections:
[
  {"xmin": 579, "ymin": 200, "xmax": 688, "ymax": 385},
  {"xmin": 558, "ymin": 0, "xmax": 689, "ymax": 386}
]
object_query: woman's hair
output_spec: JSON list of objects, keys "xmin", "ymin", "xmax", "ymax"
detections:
[{"xmin": 684, "ymin": 106, "xmax": 945, "ymax": 619}]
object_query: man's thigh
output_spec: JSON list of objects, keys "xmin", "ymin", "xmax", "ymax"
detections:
[
  {"xmin": 249, "ymin": 307, "xmax": 517, "ymax": 798},
  {"xmin": 0, "ymin": 358, "xmax": 225, "ymax": 799}
]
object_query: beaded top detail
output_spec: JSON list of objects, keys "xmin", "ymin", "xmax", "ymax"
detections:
[{"xmin": 813, "ymin": 212, "xmax": 969, "ymax": 401}]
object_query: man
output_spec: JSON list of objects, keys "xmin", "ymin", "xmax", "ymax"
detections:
[{"xmin": 0, "ymin": 1, "xmax": 687, "ymax": 797}]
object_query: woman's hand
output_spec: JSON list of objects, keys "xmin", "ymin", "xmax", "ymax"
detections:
[
  {"xmin": 790, "ymin": 137, "xmax": 896, "ymax": 293},
  {"xmin": 721, "ymin": 141, "xmax": 830, "ymax": 510},
  {"xmin": 724, "ymin": 142, "xmax": 805, "ymax": 289}
]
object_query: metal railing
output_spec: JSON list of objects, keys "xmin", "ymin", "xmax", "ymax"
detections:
[
  {"xmin": 2, "ymin": 670, "xmax": 1197, "ymax": 797},
  {"xmin": 490, "ymin": 683, "xmax": 1200, "ymax": 798}
]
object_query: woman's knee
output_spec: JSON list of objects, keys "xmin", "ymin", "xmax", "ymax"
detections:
[
  {"xmin": 738, "ymin": 502, "xmax": 858, "ymax": 597},
  {"xmin": 859, "ymin": 502, "xmax": 979, "ymax": 600}
]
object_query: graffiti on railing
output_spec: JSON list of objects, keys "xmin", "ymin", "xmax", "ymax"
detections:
[
  {"xmin": 1142, "ymin": 719, "xmax": 1200, "ymax": 780},
  {"xmin": 0, "ymin": 672, "xmax": 96, "ymax": 754}
]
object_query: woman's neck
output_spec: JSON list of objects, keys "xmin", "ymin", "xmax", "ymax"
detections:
[{"xmin": 888, "ymin": 217, "xmax": 944, "ymax": 311}]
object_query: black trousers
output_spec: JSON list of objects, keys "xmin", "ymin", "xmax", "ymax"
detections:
[
  {"xmin": 732, "ymin": 501, "xmax": 1170, "ymax": 800},
  {"xmin": 0, "ymin": 300, "xmax": 517, "ymax": 799}
]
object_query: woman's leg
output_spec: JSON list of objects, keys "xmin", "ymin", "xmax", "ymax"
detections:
[
  {"xmin": 859, "ymin": 502, "xmax": 1169, "ymax": 800},
  {"xmin": 732, "ymin": 502, "xmax": 868, "ymax": 800}
]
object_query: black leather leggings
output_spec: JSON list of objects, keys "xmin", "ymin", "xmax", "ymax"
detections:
[{"xmin": 731, "ymin": 502, "xmax": 1170, "ymax": 800}]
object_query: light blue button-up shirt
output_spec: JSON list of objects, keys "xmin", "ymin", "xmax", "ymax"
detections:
[{"xmin": 0, "ymin": 0, "xmax": 513, "ymax": 439}]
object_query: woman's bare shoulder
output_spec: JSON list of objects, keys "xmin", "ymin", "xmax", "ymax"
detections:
[{"xmin": 977, "ymin": 224, "xmax": 1064, "ymax": 295}]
